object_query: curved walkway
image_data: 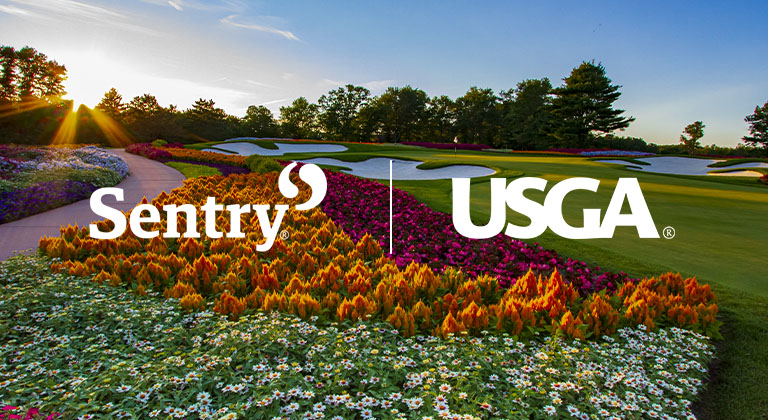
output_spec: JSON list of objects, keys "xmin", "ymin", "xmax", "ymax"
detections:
[{"xmin": 0, "ymin": 150, "xmax": 185, "ymax": 261}]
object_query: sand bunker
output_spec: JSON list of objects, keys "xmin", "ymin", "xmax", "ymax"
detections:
[
  {"xmin": 298, "ymin": 157, "xmax": 495, "ymax": 180},
  {"xmin": 599, "ymin": 157, "xmax": 768, "ymax": 177},
  {"xmin": 204, "ymin": 141, "xmax": 347, "ymax": 156}
]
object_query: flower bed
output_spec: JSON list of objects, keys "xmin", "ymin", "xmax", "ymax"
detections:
[
  {"xmin": 125, "ymin": 142, "xmax": 172, "ymax": 160},
  {"xmin": 39, "ymin": 172, "xmax": 719, "ymax": 341},
  {"xmin": 321, "ymin": 171, "xmax": 630, "ymax": 294},
  {"xmin": 0, "ymin": 255, "xmax": 714, "ymax": 419},
  {"xmin": 547, "ymin": 148, "xmax": 654, "ymax": 157},
  {"xmin": 126, "ymin": 143, "xmax": 249, "ymax": 175},
  {"xmin": 402, "ymin": 141, "xmax": 491, "ymax": 151},
  {"xmin": 0, "ymin": 145, "xmax": 128, "ymax": 223}
]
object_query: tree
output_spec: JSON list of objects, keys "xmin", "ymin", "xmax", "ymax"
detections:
[
  {"xmin": 125, "ymin": 93, "xmax": 162, "ymax": 120},
  {"xmin": 0, "ymin": 46, "xmax": 17, "ymax": 103},
  {"xmin": 318, "ymin": 84, "xmax": 370, "ymax": 141},
  {"xmin": 279, "ymin": 97, "xmax": 319, "ymax": 139},
  {"xmin": 549, "ymin": 61, "xmax": 634, "ymax": 148},
  {"xmin": 680, "ymin": 121, "xmax": 705, "ymax": 155},
  {"xmin": 0, "ymin": 45, "xmax": 66, "ymax": 103},
  {"xmin": 373, "ymin": 86, "xmax": 429, "ymax": 143},
  {"xmin": 500, "ymin": 78, "xmax": 552, "ymax": 149},
  {"xmin": 425, "ymin": 95, "xmax": 456, "ymax": 142},
  {"xmin": 454, "ymin": 87, "xmax": 501, "ymax": 146},
  {"xmin": 242, "ymin": 105, "xmax": 279, "ymax": 137},
  {"xmin": 743, "ymin": 101, "xmax": 768, "ymax": 151},
  {"xmin": 95, "ymin": 88, "xmax": 125, "ymax": 120}
]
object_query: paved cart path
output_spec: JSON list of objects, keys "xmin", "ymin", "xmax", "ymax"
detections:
[{"xmin": 0, "ymin": 150, "xmax": 185, "ymax": 261}]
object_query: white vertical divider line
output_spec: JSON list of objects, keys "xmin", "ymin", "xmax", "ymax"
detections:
[{"xmin": 389, "ymin": 159, "xmax": 393, "ymax": 255}]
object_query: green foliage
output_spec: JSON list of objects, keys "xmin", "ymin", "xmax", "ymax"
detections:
[
  {"xmin": 318, "ymin": 84, "xmax": 371, "ymax": 141},
  {"xmin": 366, "ymin": 86, "xmax": 429, "ymax": 143},
  {"xmin": 151, "ymin": 139, "xmax": 168, "ymax": 147},
  {"xmin": 680, "ymin": 121, "xmax": 705, "ymax": 155},
  {"xmin": 95, "ymin": 87, "xmax": 125, "ymax": 119},
  {"xmin": 593, "ymin": 134, "xmax": 657, "ymax": 153},
  {"xmin": 743, "ymin": 101, "xmax": 768, "ymax": 150},
  {"xmin": 425, "ymin": 95, "xmax": 457, "ymax": 143},
  {"xmin": 548, "ymin": 61, "xmax": 634, "ymax": 148},
  {"xmin": 245, "ymin": 154, "xmax": 284, "ymax": 174},
  {"xmin": 242, "ymin": 105, "xmax": 280, "ymax": 137},
  {"xmin": 0, "ymin": 45, "xmax": 66, "ymax": 102},
  {"xmin": 164, "ymin": 162, "xmax": 221, "ymax": 178},
  {"xmin": 279, "ymin": 97, "xmax": 319, "ymax": 139},
  {"xmin": 454, "ymin": 86, "xmax": 501, "ymax": 146},
  {"xmin": 500, "ymin": 78, "xmax": 552, "ymax": 149}
]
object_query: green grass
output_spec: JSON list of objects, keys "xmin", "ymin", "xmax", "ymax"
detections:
[
  {"xmin": 164, "ymin": 162, "xmax": 221, "ymax": 178},
  {"xmin": 202, "ymin": 139, "xmax": 767, "ymax": 418}
]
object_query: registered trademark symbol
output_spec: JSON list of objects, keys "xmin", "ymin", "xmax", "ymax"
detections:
[
  {"xmin": 663, "ymin": 226, "xmax": 676, "ymax": 239},
  {"xmin": 279, "ymin": 230, "xmax": 290, "ymax": 241}
]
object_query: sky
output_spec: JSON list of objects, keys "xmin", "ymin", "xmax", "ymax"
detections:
[{"xmin": 1, "ymin": 0, "xmax": 766, "ymax": 147}]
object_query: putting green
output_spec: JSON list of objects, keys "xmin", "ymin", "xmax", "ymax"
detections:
[{"xmin": 211, "ymin": 140, "xmax": 768, "ymax": 297}]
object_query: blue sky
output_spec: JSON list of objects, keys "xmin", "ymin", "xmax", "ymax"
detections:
[{"xmin": 1, "ymin": 0, "xmax": 766, "ymax": 146}]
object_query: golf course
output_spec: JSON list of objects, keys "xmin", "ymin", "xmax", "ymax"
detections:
[{"xmin": 194, "ymin": 138, "xmax": 768, "ymax": 418}]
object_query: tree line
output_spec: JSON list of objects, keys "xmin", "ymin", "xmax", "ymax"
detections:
[
  {"xmin": 89, "ymin": 61, "xmax": 637, "ymax": 150},
  {"xmin": 1, "ymin": 45, "xmax": 767, "ymax": 154}
]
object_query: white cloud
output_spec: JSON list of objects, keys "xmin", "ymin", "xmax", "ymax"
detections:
[
  {"xmin": 167, "ymin": 0, "xmax": 183, "ymax": 12},
  {"xmin": 0, "ymin": 4, "xmax": 33, "ymax": 16},
  {"xmin": 256, "ymin": 98, "xmax": 289, "ymax": 107},
  {"xmin": 140, "ymin": 0, "xmax": 244, "ymax": 12},
  {"xmin": 220, "ymin": 14, "xmax": 300, "ymax": 41},
  {"xmin": 246, "ymin": 79, "xmax": 283, "ymax": 90},
  {"xmin": 6, "ymin": 0, "xmax": 161, "ymax": 36}
]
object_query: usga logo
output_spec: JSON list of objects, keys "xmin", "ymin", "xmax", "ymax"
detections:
[
  {"xmin": 89, "ymin": 162, "xmax": 327, "ymax": 251},
  {"xmin": 452, "ymin": 177, "xmax": 659, "ymax": 240}
]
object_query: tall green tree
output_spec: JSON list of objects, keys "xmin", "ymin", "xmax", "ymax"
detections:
[
  {"xmin": 549, "ymin": 61, "xmax": 634, "ymax": 148},
  {"xmin": 454, "ymin": 87, "xmax": 501, "ymax": 146},
  {"xmin": 0, "ymin": 45, "xmax": 66, "ymax": 103},
  {"xmin": 318, "ymin": 84, "xmax": 370, "ymax": 141},
  {"xmin": 95, "ymin": 88, "xmax": 125, "ymax": 120},
  {"xmin": 0, "ymin": 46, "xmax": 17, "ymax": 103},
  {"xmin": 242, "ymin": 105, "xmax": 279, "ymax": 137},
  {"xmin": 373, "ymin": 86, "xmax": 429, "ymax": 143},
  {"xmin": 743, "ymin": 101, "xmax": 768, "ymax": 151},
  {"xmin": 187, "ymin": 98, "xmax": 227, "ymax": 121},
  {"xmin": 279, "ymin": 97, "xmax": 319, "ymax": 139},
  {"xmin": 680, "ymin": 121, "xmax": 705, "ymax": 155},
  {"xmin": 425, "ymin": 95, "xmax": 456, "ymax": 142},
  {"xmin": 500, "ymin": 78, "xmax": 553, "ymax": 149}
]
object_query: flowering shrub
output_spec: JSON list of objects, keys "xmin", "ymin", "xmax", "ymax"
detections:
[
  {"xmin": 0, "ymin": 181, "xmax": 98, "ymax": 223},
  {"xmin": 320, "ymin": 170, "xmax": 630, "ymax": 294},
  {"xmin": 547, "ymin": 148, "xmax": 654, "ymax": 157},
  {"xmin": 0, "ymin": 255, "xmax": 715, "ymax": 420},
  {"xmin": 402, "ymin": 141, "xmax": 491, "ymax": 151},
  {"xmin": 39, "ymin": 172, "xmax": 719, "ymax": 340},
  {"xmin": 165, "ymin": 148, "xmax": 248, "ymax": 167},
  {"xmin": 0, "ymin": 145, "xmax": 128, "ymax": 223},
  {"xmin": 760, "ymin": 173, "xmax": 768, "ymax": 185},
  {"xmin": 125, "ymin": 142, "xmax": 171, "ymax": 160}
]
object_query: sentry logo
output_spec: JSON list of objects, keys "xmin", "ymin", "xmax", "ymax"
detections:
[
  {"xmin": 452, "ymin": 177, "xmax": 659, "ymax": 240},
  {"xmin": 88, "ymin": 162, "xmax": 327, "ymax": 251}
]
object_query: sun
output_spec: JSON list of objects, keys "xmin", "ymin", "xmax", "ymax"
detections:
[{"xmin": 60, "ymin": 50, "xmax": 127, "ymax": 110}]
